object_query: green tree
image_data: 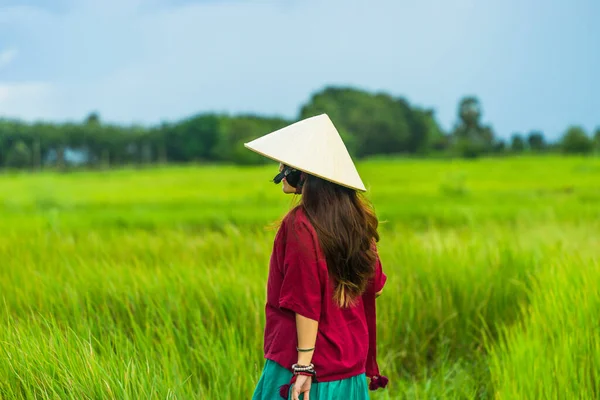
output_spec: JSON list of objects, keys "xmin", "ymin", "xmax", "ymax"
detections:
[
  {"xmin": 212, "ymin": 115, "xmax": 289, "ymax": 164},
  {"xmin": 458, "ymin": 97, "xmax": 481, "ymax": 128},
  {"xmin": 166, "ymin": 114, "xmax": 220, "ymax": 162},
  {"xmin": 450, "ymin": 96, "xmax": 495, "ymax": 157},
  {"xmin": 527, "ymin": 131, "xmax": 545, "ymax": 152},
  {"xmin": 300, "ymin": 87, "xmax": 443, "ymax": 157},
  {"xmin": 411, "ymin": 108, "xmax": 446, "ymax": 154},
  {"xmin": 492, "ymin": 139, "xmax": 506, "ymax": 153},
  {"xmin": 85, "ymin": 112, "xmax": 101, "ymax": 126},
  {"xmin": 300, "ymin": 87, "xmax": 406, "ymax": 157},
  {"xmin": 5, "ymin": 140, "xmax": 32, "ymax": 168},
  {"xmin": 511, "ymin": 134, "xmax": 525, "ymax": 152},
  {"xmin": 561, "ymin": 126, "xmax": 593, "ymax": 154},
  {"xmin": 593, "ymin": 128, "xmax": 600, "ymax": 152},
  {"xmin": 0, "ymin": 120, "xmax": 35, "ymax": 168}
]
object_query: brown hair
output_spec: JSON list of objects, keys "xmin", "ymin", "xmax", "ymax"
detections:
[{"xmin": 298, "ymin": 174, "xmax": 379, "ymax": 308}]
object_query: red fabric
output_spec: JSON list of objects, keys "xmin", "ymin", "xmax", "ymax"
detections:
[
  {"xmin": 263, "ymin": 207, "xmax": 387, "ymax": 383},
  {"xmin": 363, "ymin": 253, "xmax": 389, "ymax": 390}
]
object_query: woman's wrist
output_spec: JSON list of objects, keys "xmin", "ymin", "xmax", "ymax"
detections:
[
  {"xmin": 292, "ymin": 363, "xmax": 317, "ymax": 379},
  {"xmin": 296, "ymin": 345, "xmax": 314, "ymax": 365}
]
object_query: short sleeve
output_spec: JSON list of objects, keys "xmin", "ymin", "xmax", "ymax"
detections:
[
  {"xmin": 278, "ymin": 217, "xmax": 322, "ymax": 322},
  {"xmin": 373, "ymin": 252, "xmax": 387, "ymax": 294}
]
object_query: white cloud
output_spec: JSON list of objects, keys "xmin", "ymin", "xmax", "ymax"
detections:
[
  {"xmin": 0, "ymin": 82, "xmax": 57, "ymax": 120},
  {"xmin": 0, "ymin": 48, "xmax": 18, "ymax": 69}
]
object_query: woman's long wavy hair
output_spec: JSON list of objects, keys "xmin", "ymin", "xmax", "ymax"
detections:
[{"xmin": 296, "ymin": 174, "xmax": 380, "ymax": 308}]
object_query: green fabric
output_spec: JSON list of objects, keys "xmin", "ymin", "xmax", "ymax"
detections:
[{"xmin": 252, "ymin": 359, "xmax": 369, "ymax": 400}]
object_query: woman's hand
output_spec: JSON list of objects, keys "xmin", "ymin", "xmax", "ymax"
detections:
[{"xmin": 292, "ymin": 374, "xmax": 312, "ymax": 400}]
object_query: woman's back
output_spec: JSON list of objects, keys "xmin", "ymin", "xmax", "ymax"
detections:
[{"xmin": 264, "ymin": 207, "xmax": 386, "ymax": 382}]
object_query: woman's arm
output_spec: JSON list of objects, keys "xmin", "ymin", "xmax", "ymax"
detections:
[
  {"xmin": 296, "ymin": 313, "xmax": 318, "ymax": 365},
  {"xmin": 291, "ymin": 314, "xmax": 318, "ymax": 399}
]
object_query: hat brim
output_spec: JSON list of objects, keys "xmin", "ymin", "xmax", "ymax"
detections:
[{"xmin": 244, "ymin": 143, "xmax": 367, "ymax": 192}]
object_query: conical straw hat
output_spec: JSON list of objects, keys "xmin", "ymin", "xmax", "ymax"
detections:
[{"xmin": 244, "ymin": 114, "xmax": 366, "ymax": 192}]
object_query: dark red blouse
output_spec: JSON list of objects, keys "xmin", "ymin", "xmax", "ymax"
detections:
[{"xmin": 262, "ymin": 207, "xmax": 387, "ymax": 383}]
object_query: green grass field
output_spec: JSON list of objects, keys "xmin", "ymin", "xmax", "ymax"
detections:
[{"xmin": 1, "ymin": 156, "xmax": 599, "ymax": 399}]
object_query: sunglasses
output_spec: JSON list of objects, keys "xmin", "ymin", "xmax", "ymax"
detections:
[{"xmin": 273, "ymin": 165, "xmax": 303, "ymax": 188}]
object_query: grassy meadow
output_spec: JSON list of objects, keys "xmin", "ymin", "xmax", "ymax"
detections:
[{"xmin": 0, "ymin": 156, "xmax": 599, "ymax": 399}]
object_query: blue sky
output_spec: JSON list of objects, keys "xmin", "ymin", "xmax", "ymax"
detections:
[{"xmin": 0, "ymin": 0, "xmax": 598, "ymax": 140}]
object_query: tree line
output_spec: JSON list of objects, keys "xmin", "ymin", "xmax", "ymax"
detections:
[{"xmin": 1, "ymin": 86, "xmax": 599, "ymax": 170}]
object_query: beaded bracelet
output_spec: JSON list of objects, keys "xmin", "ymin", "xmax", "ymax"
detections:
[
  {"xmin": 292, "ymin": 363, "xmax": 314, "ymax": 371},
  {"xmin": 292, "ymin": 363, "xmax": 317, "ymax": 378}
]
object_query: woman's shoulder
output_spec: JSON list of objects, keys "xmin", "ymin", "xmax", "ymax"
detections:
[
  {"xmin": 278, "ymin": 206, "xmax": 317, "ymax": 244},
  {"xmin": 281, "ymin": 205, "xmax": 309, "ymax": 227}
]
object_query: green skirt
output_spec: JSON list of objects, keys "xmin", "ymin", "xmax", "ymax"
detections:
[{"xmin": 252, "ymin": 359, "xmax": 369, "ymax": 400}]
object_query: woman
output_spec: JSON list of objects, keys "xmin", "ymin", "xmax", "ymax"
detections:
[{"xmin": 245, "ymin": 114, "xmax": 388, "ymax": 400}]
